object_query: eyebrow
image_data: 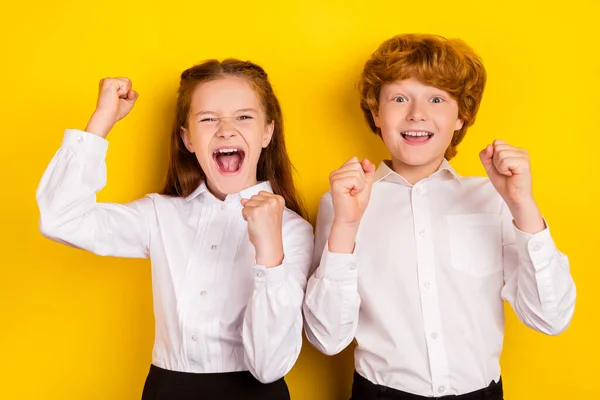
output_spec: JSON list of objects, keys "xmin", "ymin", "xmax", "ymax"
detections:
[
  {"xmin": 388, "ymin": 90, "xmax": 449, "ymax": 97},
  {"xmin": 195, "ymin": 108, "xmax": 258, "ymax": 117}
]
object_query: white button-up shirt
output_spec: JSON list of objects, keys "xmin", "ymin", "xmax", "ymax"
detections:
[
  {"xmin": 303, "ymin": 160, "xmax": 575, "ymax": 396},
  {"xmin": 37, "ymin": 129, "xmax": 314, "ymax": 383}
]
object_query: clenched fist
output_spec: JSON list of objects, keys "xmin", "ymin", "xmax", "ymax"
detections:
[
  {"xmin": 480, "ymin": 140, "xmax": 545, "ymax": 233},
  {"xmin": 86, "ymin": 77, "xmax": 139, "ymax": 138},
  {"xmin": 328, "ymin": 157, "xmax": 376, "ymax": 254},
  {"xmin": 241, "ymin": 191, "xmax": 285, "ymax": 268},
  {"xmin": 330, "ymin": 157, "xmax": 376, "ymax": 226}
]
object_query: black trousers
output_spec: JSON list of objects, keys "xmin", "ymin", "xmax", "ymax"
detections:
[
  {"xmin": 351, "ymin": 372, "xmax": 503, "ymax": 400},
  {"xmin": 141, "ymin": 364, "xmax": 290, "ymax": 400}
]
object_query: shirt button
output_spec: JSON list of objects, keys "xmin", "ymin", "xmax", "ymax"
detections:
[
  {"xmin": 431, "ymin": 332, "xmax": 439, "ymax": 340},
  {"xmin": 419, "ymin": 229, "xmax": 427, "ymax": 237},
  {"xmin": 349, "ymin": 264, "xmax": 357, "ymax": 270},
  {"xmin": 76, "ymin": 135, "xmax": 83, "ymax": 143},
  {"xmin": 191, "ymin": 335, "xmax": 198, "ymax": 341},
  {"xmin": 200, "ymin": 290, "xmax": 207, "ymax": 296},
  {"xmin": 532, "ymin": 244, "xmax": 541, "ymax": 252},
  {"xmin": 256, "ymin": 271, "xmax": 264, "ymax": 278},
  {"xmin": 415, "ymin": 188, "xmax": 422, "ymax": 195},
  {"xmin": 438, "ymin": 386, "xmax": 445, "ymax": 394},
  {"xmin": 211, "ymin": 245, "xmax": 218, "ymax": 250},
  {"xmin": 424, "ymin": 281, "xmax": 431, "ymax": 289}
]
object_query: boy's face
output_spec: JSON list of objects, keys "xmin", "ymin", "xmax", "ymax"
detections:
[{"xmin": 373, "ymin": 77, "xmax": 463, "ymax": 173}]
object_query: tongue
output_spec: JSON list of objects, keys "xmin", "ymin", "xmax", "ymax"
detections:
[
  {"xmin": 405, "ymin": 135, "xmax": 429, "ymax": 143},
  {"xmin": 216, "ymin": 153, "xmax": 242, "ymax": 173}
]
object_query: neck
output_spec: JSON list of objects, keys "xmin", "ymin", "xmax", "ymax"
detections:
[
  {"xmin": 205, "ymin": 176, "xmax": 259, "ymax": 201},
  {"xmin": 206, "ymin": 180, "xmax": 227, "ymax": 201},
  {"xmin": 391, "ymin": 157, "xmax": 445, "ymax": 185}
]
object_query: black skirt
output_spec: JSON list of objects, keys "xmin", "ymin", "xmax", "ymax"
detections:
[{"xmin": 141, "ymin": 364, "xmax": 290, "ymax": 400}]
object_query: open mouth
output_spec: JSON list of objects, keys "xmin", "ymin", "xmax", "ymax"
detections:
[
  {"xmin": 401, "ymin": 130, "xmax": 434, "ymax": 145},
  {"xmin": 213, "ymin": 147, "xmax": 246, "ymax": 175}
]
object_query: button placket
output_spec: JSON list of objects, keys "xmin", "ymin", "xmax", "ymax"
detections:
[{"xmin": 412, "ymin": 186, "xmax": 451, "ymax": 395}]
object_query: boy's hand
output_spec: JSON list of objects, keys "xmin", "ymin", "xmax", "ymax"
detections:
[
  {"xmin": 86, "ymin": 77, "xmax": 139, "ymax": 138},
  {"xmin": 480, "ymin": 140, "xmax": 545, "ymax": 233},
  {"xmin": 328, "ymin": 157, "xmax": 376, "ymax": 253}
]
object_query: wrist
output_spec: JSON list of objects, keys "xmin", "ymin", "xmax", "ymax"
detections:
[
  {"xmin": 328, "ymin": 220, "xmax": 360, "ymax": 254},
  {"xmin": 85, "ymin": 111, "xmax": 115, "ymax": 138},
  {"xmin": 509, "ymin": 200, "xmax": 545, "ymax": 234},
  {"xmin": 255, "ymin": 242, "xmax": 284, "ymax": 268}
]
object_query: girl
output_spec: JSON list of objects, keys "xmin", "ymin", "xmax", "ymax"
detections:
[{"xmin": 37, "ymin": 59, "xmax": 314, "ymax": 400}]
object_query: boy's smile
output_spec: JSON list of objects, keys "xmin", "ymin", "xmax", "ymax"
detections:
[{"xmin": 401, "ymin": 130, "xmax": 435, "ymax": 145}]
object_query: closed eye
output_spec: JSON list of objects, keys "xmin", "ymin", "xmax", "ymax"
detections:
[{"xmin": 200, "ymin": 117, "xmax": 217, "ymax": 123}]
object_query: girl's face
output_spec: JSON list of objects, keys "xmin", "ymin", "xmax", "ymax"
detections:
[{"xmin": 181, "ymin": 76, "xmax": 274, "ymax": 200}]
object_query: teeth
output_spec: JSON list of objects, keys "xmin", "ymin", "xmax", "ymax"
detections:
[
  {"xmin": 403, "ymin": 131, "xmax": 431, "ymax": 137},
  {"xmin": 215, "ymin": 148, "xmax": 240, "ymax": 154}
]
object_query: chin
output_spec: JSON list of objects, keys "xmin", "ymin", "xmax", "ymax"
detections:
[
  {"xmin": 210, "ymin": 174, "xmax": 251, "ymax": 196},
  {"xmin": 394, "ymin": 153, "xmax": 438, "ymax": 167}
]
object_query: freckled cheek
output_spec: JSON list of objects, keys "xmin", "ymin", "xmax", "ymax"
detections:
[
  {"xmin": 381, "ymin": 132, "xmax": 401, "ymax": 150},
  {"xmin": 380, "ymin": 125, "xmax": 397, "ymax": 143},
  {"xmin": 380, "ymin": 118, "xmax": 402, "ymax": 137},
  {"xmin": 381, "ymin": 109, "xmax": 404, "ymax": 128},
  {"xmin": 443, "ymin": 117, "xmax": 459, "ymax": 132}
]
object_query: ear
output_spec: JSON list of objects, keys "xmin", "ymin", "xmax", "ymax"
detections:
[
  {"xmin": 371, "ymin": 109, "xmax": 381, "ymax": 128},
  {"xmin": 261, "ymin": 120, "xmax": 275, "ymax": 148},
  {"xmin": 455, "ymin": 118, "xmax": 464, "ymax": 131},
  {"xmin": 180, "ymin": 126, "xmax": 195, "ymax": 153}
]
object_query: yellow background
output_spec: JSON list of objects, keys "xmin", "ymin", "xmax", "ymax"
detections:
[{"xmin": 1, "ymin": 0, "xmax": 597, "ymax": 399}]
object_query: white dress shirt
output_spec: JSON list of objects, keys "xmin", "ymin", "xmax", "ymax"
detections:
[
  {"xmin": 303, "ymin": 160, "xmax": 576, "ymax": 396},
  {"xmin": 36, "ymin": 129, "xmax": 314, "ymax": 383}
]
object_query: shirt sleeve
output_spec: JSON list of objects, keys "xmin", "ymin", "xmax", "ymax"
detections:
[
  {"xmin": 302, "ymin": 193, "xmax": 361, "ymax": 356},
  {"xmin": 242, "ymin": 212, "xmax": 314, "ymax": 383},
  {"xmin": 501, "ymin": 202, "xmax": 576, "ymax": 335},
  {"xmin": 36, "ymin": 129, "xmax": 153, "ymax": 259}
]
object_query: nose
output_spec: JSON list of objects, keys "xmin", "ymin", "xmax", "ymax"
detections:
[
  {"xmin": 216, "ymin": 117, "xmax": 238, "ymax": 139},
  {"xmin": 406, "ymin": 101, "xmax": 428, "ymax": 122}
]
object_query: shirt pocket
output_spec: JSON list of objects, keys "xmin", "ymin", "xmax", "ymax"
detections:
[{"xmin": 446, "ymin": 214, "xmax": 503, "ymax": 278}]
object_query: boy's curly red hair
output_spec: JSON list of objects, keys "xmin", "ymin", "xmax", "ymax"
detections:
[{"xmin": 359, "ymin": 34, "xmax": 487, "ymax": 160}]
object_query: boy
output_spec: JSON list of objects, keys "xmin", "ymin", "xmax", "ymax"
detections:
[{"xmin": 303, "ymin": 34, "xmax": 576, "ymax": 399}]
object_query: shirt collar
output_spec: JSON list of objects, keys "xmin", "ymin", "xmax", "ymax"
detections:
[
  {"xmin": 184, "ymin": 181, "xmax": 209, "ymax": 201},
  {"xmin": 238, "ymin": 181, "xmax": 273, "ymax": 199},
  {"xmin": 373, "ymin": 159, "xmax": 462, "ymax": 186},
  {"xmin": 184, "ymin": 181, "xmax": 273, "ymax": 202}
]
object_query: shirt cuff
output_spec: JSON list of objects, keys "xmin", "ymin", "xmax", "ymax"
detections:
[
  {"xmin": 512, "ymin": 218, "xmax": 557, "ymax": 266},
  {"xmin": 315, "ymin": 241, "xmax": 359, "ymax": 281},
  {"xmin": 63, "ymin": 129, "xmax": 109, "ymax": 157},
  {"xmin": 253, "ymin": 261, "xmax": 287, "ymax": 284}
]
